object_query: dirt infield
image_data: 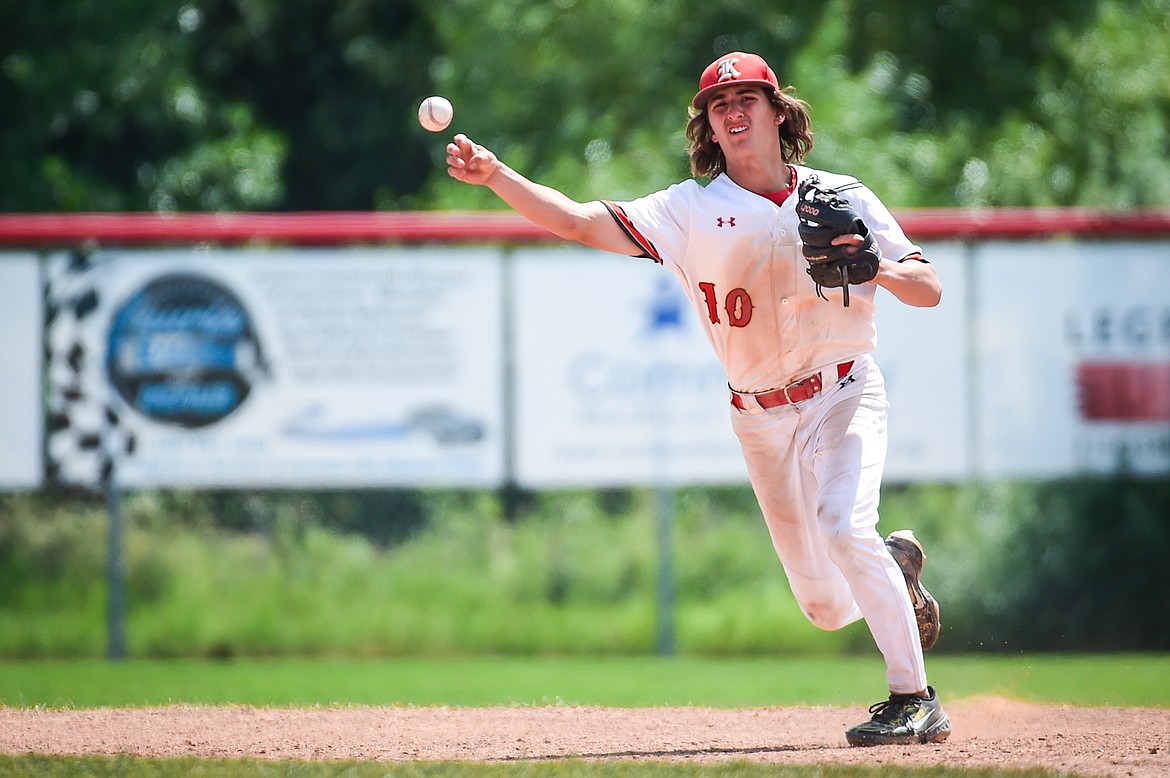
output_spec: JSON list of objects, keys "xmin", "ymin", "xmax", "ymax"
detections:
[{"xmin": 2, "ymin": 698, "xmax": 1168, "ymax": 776}]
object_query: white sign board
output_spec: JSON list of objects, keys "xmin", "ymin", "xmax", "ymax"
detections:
[
  {"xmin": 874, "ymin": 242, "xmax": 970, "ymax": 481},
  {"xmin": 46, "ymin": 248, "xmax": 505, "ymax": 488},
  {"xmin": 512, "ymin": 245, "xmax": 973, "ymax": 488},
  {"xmin": 973, "ymin": 241, "xmax": 1170, "ymax": 476},
  {"xmin": 0, "ymin": 254, "xmax": 43, "ymax": 488},
  {"xmin": 511, "ymin": 249, "xmax": 746, "ymax": 487},
  {"xmin": 36, "ymin": 239, "xmax": 1170, "ymax": 490}
]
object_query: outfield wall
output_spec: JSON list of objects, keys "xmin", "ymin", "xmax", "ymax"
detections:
[{"xmin": 2, "ymin": 211, "xmax": 1169, "ymax": 490}]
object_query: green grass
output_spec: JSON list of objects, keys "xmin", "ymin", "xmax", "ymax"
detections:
[{"xmin": 3, "ymin": 653, "xmax": 1168, "ymax": 709}]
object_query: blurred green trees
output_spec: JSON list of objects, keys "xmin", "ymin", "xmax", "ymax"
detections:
[
  {"xmin": 4, "ymin": 0, "xmax": 1169, "ymax": 659},
  {"xmin": 4, "ymin": 0, "xmax": 1169, "ymax": 212},
  {"xmin": 1, "ymin": 0, "xmax": 438, "ymax": 211}
]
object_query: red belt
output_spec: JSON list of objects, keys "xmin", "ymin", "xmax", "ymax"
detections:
[{"xmin": 730, "ymin": 361, "xmax": 855, "ymax": 410}]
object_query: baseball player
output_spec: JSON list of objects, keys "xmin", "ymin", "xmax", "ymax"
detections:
[{"xmin": 445, "ymin": 51, "xmax": 950, "ymax": 746}]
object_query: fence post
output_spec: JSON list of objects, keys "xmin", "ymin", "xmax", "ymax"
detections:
[
  {"xmin": 105, "ymin": 469, "xmax": 126, "ymax": 661},
  {"xmin": 654, "ymin": 484, "xmax": 676, "ymax": 656}
]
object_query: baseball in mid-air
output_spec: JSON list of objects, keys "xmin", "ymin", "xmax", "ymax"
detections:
[{"xmin": 418, "ymin": 96, "xmax": 453, "ymax": 132}]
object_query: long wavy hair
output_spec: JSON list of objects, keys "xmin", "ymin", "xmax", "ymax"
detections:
[{"xmin": 686, "ymin": 86, "xmax": 814, "ymax": 179}]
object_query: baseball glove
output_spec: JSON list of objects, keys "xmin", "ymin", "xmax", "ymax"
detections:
[{"xmin": 796, "ymin": 176, "xmax": 882, "ymax": 307}]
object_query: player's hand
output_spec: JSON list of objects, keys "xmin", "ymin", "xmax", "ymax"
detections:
[
  {"xmin": 831, "ymin": 233, "xmax": 884, "ymax": 284},
  {"xmin": 446, "ymin": 134, "xmax": 500, "ymax": 186},
  {"xmin": 830, "ymin": 233, "xmax": 865, "ymax": 253},
  {"xmin": 833, "ymin": 233, "xmax": 893, "ymax": 287}
]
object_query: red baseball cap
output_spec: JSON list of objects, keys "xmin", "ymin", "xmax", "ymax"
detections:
[{"xmin": 692, "ymin": 52, "xmax": 780, "ymax": 109}]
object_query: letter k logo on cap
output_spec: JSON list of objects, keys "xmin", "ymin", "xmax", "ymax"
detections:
[{"xmin": 716, "ymin": 57, "xmax": 741, "ymax": 82}]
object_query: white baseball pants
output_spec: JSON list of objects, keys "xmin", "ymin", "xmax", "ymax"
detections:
[{"xmin": 729, "ymin": 353, "xmax": 928, "ymax": 694}]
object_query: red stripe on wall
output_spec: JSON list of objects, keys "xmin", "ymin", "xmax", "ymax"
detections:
[{"xmin": 3, "ymin": 208, "xmax": 1170, "ymax": 247}]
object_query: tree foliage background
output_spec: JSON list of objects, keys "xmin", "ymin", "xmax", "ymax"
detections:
[
  {"xmin": 4, "ymin": 0, "xmax": 1169, "ymax": 214},
  {"xmin": 3, "ymin": 0, "xmax": 1170, "ymax": 657}
]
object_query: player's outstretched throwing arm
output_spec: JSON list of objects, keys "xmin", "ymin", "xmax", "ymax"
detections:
[{"xmin": 445, "ymin": 134, "xmax": 637, "ymax": 256}]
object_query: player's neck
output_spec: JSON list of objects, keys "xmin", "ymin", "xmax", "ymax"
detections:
[{"xmin": 724, "ymin": 155, "xmax": 792, "ymax": 196}]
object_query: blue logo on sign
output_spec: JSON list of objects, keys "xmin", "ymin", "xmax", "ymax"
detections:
[
  {"xmin": 106, "ymin": 273, "xmax": 267, "ymax": 428},
  {"xmin": 645, "ymin": 278, "xmax": 686, "ymax": 334}
]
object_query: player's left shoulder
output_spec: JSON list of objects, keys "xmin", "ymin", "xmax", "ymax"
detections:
[
  {"xmin": 797, "ymin": 166, "xmax": 889, "ymax": 220},
  {"xmin": 793, "ymin": 165, "xmax": 865, "ymax": 194}
]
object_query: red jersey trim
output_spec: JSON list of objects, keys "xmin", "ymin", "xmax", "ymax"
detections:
[
  {"xmin": 759, "ymin": 165, "xmax": 799, "ymax": 208},
  {"xmin": 602, "ymin": 200, "xmax": 661, "ymax": 262}
]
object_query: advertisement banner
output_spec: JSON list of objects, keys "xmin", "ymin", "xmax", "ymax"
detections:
[
  {"xmin": 35, "ymin": 239, "xmax": 1168, "ymax": 491},
  {"xmin": 511, "ymin": 249, "xmax": 746, "ymax": 487},
  {"xmin": 45, "ymin": 248, "xmax": 505, "ymax": 488},
  {"xmin": 512, "ymin": 243, "xmax": 971, "ymax": 488},
  {"xmin": 0, "ymin": 254, "xmax": 43, "ymax": 488},
  {"xmin": 973, "ymin": 241, "xmax": 1170, "ymax": 476},
  {"xmin": 874, "ymin": 242, "xmax": 970, "ymax": 482}
]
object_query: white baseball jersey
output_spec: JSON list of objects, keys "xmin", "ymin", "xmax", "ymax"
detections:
[
  {"xmin": 604, "ymin": 166, "xmax": 920, "ymax": 393},
  {"xmin": 605, "ymin": 167, "xmax": 931, "ymax": 695}
]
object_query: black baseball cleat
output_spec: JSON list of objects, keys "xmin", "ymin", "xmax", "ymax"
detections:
[
  {"xmin": 845, "ymin": 686, "xmax": 952, "ymax": 746},
  {"xmin": 885, "ymin": 529, "xmax": 941, "ymax": 650}
]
